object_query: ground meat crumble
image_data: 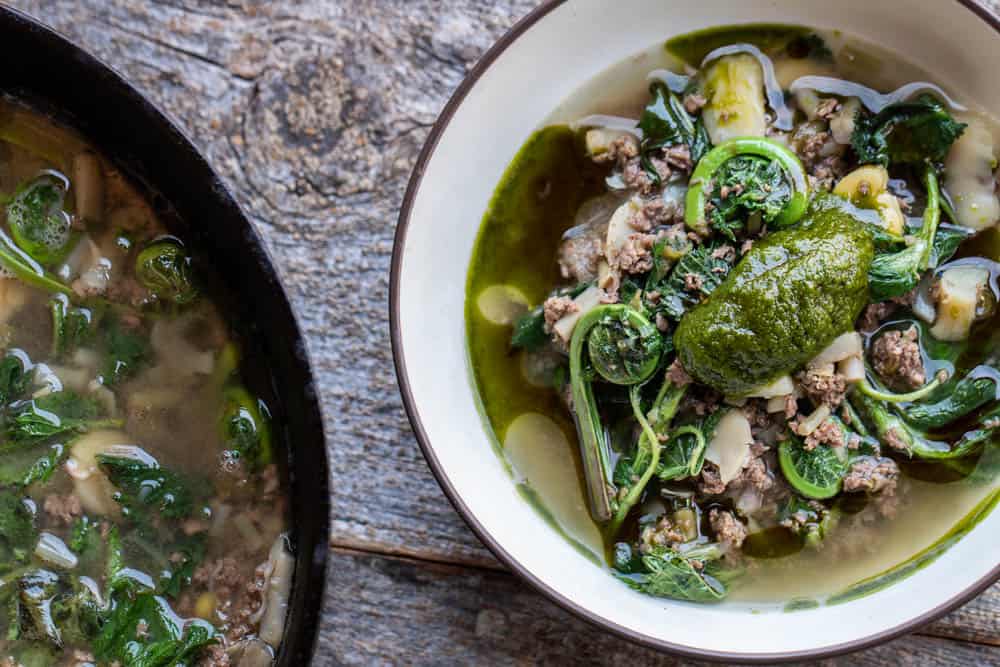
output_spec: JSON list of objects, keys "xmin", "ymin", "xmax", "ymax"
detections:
[
  {"xmin": 871, "ymin": 326, "xmax": 926, "ymax": 391},
  {"xmin": 842, "ymin": 456, "xmax": 900, "ymax": 495},
  {"xmin": 43, "ymin": 493, "xmax": 82, "ymax": 525},
  {"xmin": 709, "ymin": 508, "xmax": 748, "ymax": 552},
  {"xmin": 798, "ymin": 368, "xmax": 848, "ymax": 408},
  {"xmin": 542, "ymin": 295, "xmax": 578, "ymax": 333},
  {"xmin": 639, "ymin": 515, "xmax": 685, "ymax": 553}
]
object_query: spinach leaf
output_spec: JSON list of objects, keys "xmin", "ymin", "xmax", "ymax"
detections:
[
  {"xmin": 220, "ymin": 385, "xmax": 273, "ymax": 471},
  {"xmin": 930, "ymin": 224, "xmax": 973, "ymax": 269},
  {"xmin": 706, "ymin": 155, "xmax": 792, "ymax": 240},
  {"xmin": 901, "ymin": 370, "xmax": 996, "ymax": 430},
  {"xmin": 94, "ymin": 592, "xmax": 217, "ymax": 667},
  {"xmin": 0, "ymin": 352, "xmax": 33, "ymax": 407},
  {"xmin": 778, "ymin": 435, "xmax": 847, "ymax": 499},
  {"xmin": 6, "ymin": 391, "xmax": 119, "ymax": 446},
  {"xmin": 97, "ymin": 451, "xmax": 198, "ymax": 524},
  {"xmin": 645, "ymin": 241, "xmax": 735, "ymax": 321},
  {"xmin": 656, "ymin": 411, "xmax": 721, "ymax": 480},
  {"xmin": 0, "ymin": 488, "xmax": 36, "ymax": 564},
  {"xmin": 100, "ymin": 317, "xmax": 152, "ymax": 386},
  {"xmin": 618, "ymin": 545, "xmax": 730, "ymax": 602},
  {"xmin": 639, "ymin": 83, "xmax": 710, "ymax": 184},
  {"xmin": 851, "ymin": 94, "xmax": 966, "ymax": 167},
  {"xmin": 0, "ymin": 441, "xmax": 68, "ymax": 487},
  {"xmin": 50, "ymin": 295, "xmax": 95, "ymax": 358}
]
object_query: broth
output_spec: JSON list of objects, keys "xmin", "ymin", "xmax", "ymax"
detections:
[
  {"xmin": 0, "ymin": 98, "xmax": 291, "ymax": 664},
  {"xmin": 467, "ymin": 26, "xmax": 1000, "ymax": 607}
]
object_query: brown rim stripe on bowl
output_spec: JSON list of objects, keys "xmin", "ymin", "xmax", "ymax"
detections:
[{"xmin": 390, "ymin": 0, "xmax": 1000, "ymax": 661}]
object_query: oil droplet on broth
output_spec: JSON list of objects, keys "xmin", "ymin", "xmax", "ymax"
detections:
[{"xmin": 503, "ymin": 413, "xmax": 604, "ymax": 553}]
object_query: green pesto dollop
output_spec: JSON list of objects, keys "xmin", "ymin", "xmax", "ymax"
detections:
[{"xmin": 674, "ymin": 198, "xmax": 874, "ymax": 396}]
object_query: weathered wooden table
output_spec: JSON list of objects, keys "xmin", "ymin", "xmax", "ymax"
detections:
[{"xmin": 6, "ymin": 0, "xmax": 998, "ymax": 663}]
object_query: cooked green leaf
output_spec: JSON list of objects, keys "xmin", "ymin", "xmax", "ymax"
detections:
[
  {"xmin": 778, "ymin": 435, "xmax": 847, "ymax": 499},
  {"xmin": 851, "ymin": 94, "xmax": 966, "ymax": 167},
  {"xmin": 617, "ymin": 545, "xmax": 730, "ymax": 602}
]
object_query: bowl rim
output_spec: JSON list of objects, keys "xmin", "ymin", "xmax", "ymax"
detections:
[
  {"xmin": 0, "ymin": 6, "xmax": 330, "ymax": 664},
  {"xmin": 390, "ymin": 0, "xmax": 1000, "ymax": 661}
]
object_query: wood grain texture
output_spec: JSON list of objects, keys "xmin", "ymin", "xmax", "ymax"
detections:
[
  {"xmin": 2, "ymin": 0, "xmax": 998, "ymax": 663},
  {"xmin": 323, "ymin": 548, "xmax": 999, "ymax": 666}
]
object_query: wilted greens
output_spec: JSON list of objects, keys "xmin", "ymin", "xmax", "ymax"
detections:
[
  {"xmin": 468, "ymin": 24, "xmax": 1000, "ymax": 608},
  {"xmin": 0, "ymin": 98, "xmax": 292, "ymax": 663}
]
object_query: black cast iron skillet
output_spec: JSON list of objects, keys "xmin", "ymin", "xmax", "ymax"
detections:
[{"xmin": 0, "ymin": 6, "xmax": 329, "ymax": 665}]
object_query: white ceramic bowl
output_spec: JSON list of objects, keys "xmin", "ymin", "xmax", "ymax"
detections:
[{"xmin": 391, "ymin": 0, "xmax": 1000, "ymax": 659}]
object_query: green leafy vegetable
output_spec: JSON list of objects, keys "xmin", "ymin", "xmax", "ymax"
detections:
[
  {"xmin": 930, "ymin": 224, "xmax": 974, "ymax": 269},
  {"xmin": 656, "ymin": 411, "xmax": 721, "ymax": 480},
  {"xmin": 645, "ymin": 240, "xmax": 735, "ymax": 322},
  {"xmin": 100, "ymin": 317, "xmax": 152, "ymax": 386},
  {"xmin": 607, "ymin": 378, "xmax": 687, "ymax": 536},
  {"xmin": 868, "ymin": 166, "xmax": 941, "ymax": 302},
  {"xmin": 778, "ymin": 434, "xmax": 847, "ymax": 499},
  {"xmin": 639, "ymin": 83, "xmax": 710, "ymax": 185},
  {"xmin": 0, "ymin": 488, "xmax": 36, "ymax": 564},
  {"xmin": 901, "ymin": 369, "xmax": 996, "ymax": 429},
  {"xmin": 851, "ymin": 94, "xmax": 966, "ymax": 167},
  {"xmin": 135, "ymin": 239, "xmax": 199, "ymax": 307},
  {"xmin": 97, "ymin": 451, "xmax": 197, "ymax": 523},
  {"xmin": 6, "ymin": 391, "xmax": 119, "ymax": 446},
  {"xmin": 705, "ymin": 155, "xmax": 792, "ymax": 240},
  {"xmin": 850, "ymin": 391, "xmax": 991, "ymax": 460},
  {"xmin": 617, "ymin": 545, "xmax": 731, "ymax": 602},
  {"xmin": 0, "ymin": 442, "xmax": 68, "ymax": 487},
  {"xmin": 5, "ymin": 173, "xmax": 78, "ymax": 265},
  {"xmin": 685, "ymin": 137, "xmax": 809, "ymax": 235},
  {"xmin": 220, "ymin": 385, "xmax": 273, "ymax": 471},
  {"xmin": 50, "ymin": 294, "xmax": 94, "ymax": 358},
  {"xmin": 0, "ymin": 351, "xmax": 33, "ymax": 406},
  {"xmin": 94, "ymin": 592, "xmax": 217, "ymax": 667},
  {"xmin": 568, "ymin": 305, "xmax": 664, "ymax": 521}
]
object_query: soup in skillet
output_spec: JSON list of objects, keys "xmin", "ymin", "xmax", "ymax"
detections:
[
  {"xmin": 467, "ymin": 26, "xmax": 1000, "ymax": 606},
  {"xmin": 0, "ymin": 98, "xmax": 291, "ymax": 665}
]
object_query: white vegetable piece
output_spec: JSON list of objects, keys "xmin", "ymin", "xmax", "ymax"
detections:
[
  {"xmin": 552, "ymin": 285, "xmax": 603, "ymax": 342},
  {"xmin": 477, "ymin": 285, "xmax": 530, "ymax": 326},
  {"xmin": 796, "ymin": 404, "xmax": 832, "ymax": 436},
  {"xmin": 830, "ymin": 97, "xmax": 861, "ymax": 145},
  {"xmin": 702, "ymin": 54, "xmax": 767, "ymax": 144},
  {"xmin": 585, "ymin": 128, "xmax": 630, "ymax": 158},
  {"xmin": 259, "ymin": 535, "xmax": 295, "ymax": 646},
  {"xmin": 945, "ymin": 116, "xmax": 1000, "ymax": 230},
  {"xmin": 65, "ymin": 430, "xmax": 132, "ymax": 516},
  {"xmin": 704, "ymin": 410, "xmax": 753, "ymax": 484},
  {"xmin": 930, "ymin": 265, "xmax": 991, "ymax": 341},
  {"xmin": 809, "ymin": 331, "xmax": 863, "ymax": 367},
  {"xmin": 838, "ymin": 356, "xmax": 866, "ymax": 383},
  {"xmin": 745, "ymin": 374, "xmax": 795, "ymax": 399},
  {"xmin": 605, "ymin": 197, "xmax": 641, "ymax": 262},
  {"xmin": 766, "ymin": 395, "xmax": 789, "ymax": 413},
  {"xmin": 35, "ymin": 532, "xmax": 79, "ymax": 570}
]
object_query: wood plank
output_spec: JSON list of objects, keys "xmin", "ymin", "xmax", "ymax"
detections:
[
  {"xmin": 5, "ymin": 0, "xmax": 1000, "ymax": 660},
  {"xmin": 324, "ymin": 547, "xmax": 999, "ymax": 666}
]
